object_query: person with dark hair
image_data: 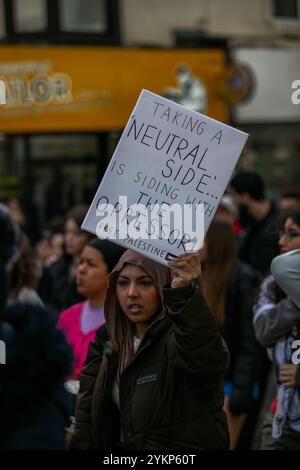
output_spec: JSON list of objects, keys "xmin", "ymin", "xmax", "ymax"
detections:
[
  {"xmin": 38, "ymin": 205, "xmax": 93, "ymax": 314},
  {"xmin": 8, "ymin": 232, "xmax": 42, "ymax": 306},
  {"xmin": 58, "ymin": 238, "xmax": 125, "ymax": 446},
  {"xmin": 71, "ymin": 250, "xmax": 229, "ymax": 450},
  {"xmin": 253, "ymin": 210, "xmax": 300, "ymax": 348},
  {"xmin": 200, "ymin": 220, "xmax": 262, "ymax": 448},
  {"xmin": 58, "ymin": 238, "xmax": 125, "ymax": 377},
  {"xmin": 229, "ymin": 171, "xmax": 279, "ymax": 276},
  {"xmin": 0, "ymin": 302, "xmax": 73, "ymax": 449},
  {"xmin": 253, "ymin": 210, "xmax": 300, "ymax": 449},
  {"xmin": 230, "ymin": 171, "xmax": 265, "ymax": 201},
  {"xmin": 279, "ymin": 190, "xmax": 300, "ymax": 212}
]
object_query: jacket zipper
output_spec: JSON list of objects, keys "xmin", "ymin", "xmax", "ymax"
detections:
[
  {"xmin": 128, "ymin": 378, "xmax": 135, "ymax": 445},
  {"xmin": 120, "ymin": 322, "xmax": 170, "ymax": 448},
  {"xmin": 121, "ymin": 336, "xmax": 153, "ymax": 448}
]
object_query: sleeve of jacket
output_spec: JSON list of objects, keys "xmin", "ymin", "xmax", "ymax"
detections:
[
  {"xmin": 71, "ymin": 333, "xmax": 104, "ymax": 449},
  {"xmin": 271, "ymin": 249, "xmax": 300, "ymax": 309},
  {"xmin": 253, "ymin": 297, "xmax": 300, "ymax": 348},
  {"xmin": 164, "ymin": 282, "xmax": 229, "ymax": 390},
  {"xmin": 229, "ymin": 268, "xmax": 262, "ymax": 414}
]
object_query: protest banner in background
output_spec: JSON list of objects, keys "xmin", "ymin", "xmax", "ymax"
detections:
[{"xmin": 82, "ymin": 89, "xmax": 249, "ymax": 265}]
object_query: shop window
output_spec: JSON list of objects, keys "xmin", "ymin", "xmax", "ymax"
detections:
[
  {"xmin": 13, "ymin": 0, "xmax": 47, "ymax": 33},
  {"xmin": 0, "ymin": 0, "xmax": 6, "ymax": 38},
  {"xmin": 59, "ymin": 0, "xmax": 107, "ymax": 34},
  {"xmin": 0, "ymin": 135, "xmax": 25, "ymax": 200},
  {"xmin": 272, "ymin": 0, "xmax": 300, "ymax": 20},
  {"xmin": 3, "ymin": 0, "xmax": 119, "ymax": 44},
  {"xmin": 30, "ymin": 134, "xmax": 99, "ymax": 159}
]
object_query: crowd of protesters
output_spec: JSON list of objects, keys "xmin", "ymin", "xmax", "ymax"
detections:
[{"xmin": 0, "ymin": 171, "xmax": 300, "ymax": 450}]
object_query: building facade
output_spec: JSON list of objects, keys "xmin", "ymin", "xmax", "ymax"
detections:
[{"xmin": 0, "ymin": 0, "xmax": 299, "ymax": 236}]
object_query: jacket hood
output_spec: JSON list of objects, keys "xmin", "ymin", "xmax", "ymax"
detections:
[{"xmin": 104, "ymin": 250, "xmax": 170, "ymax": 377}]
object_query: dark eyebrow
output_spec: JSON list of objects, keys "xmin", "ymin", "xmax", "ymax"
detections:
[
  {"xmin": 80, "ymin": 256, "xmax": 94, "ymax": 262},
  {"xmin": 117, "ymin": 275, "xmax": 152, "ymax": 281}
]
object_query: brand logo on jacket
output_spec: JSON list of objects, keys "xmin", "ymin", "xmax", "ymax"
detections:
[{"xmin": 136, "ymin": 373, "xmax": 158, "ymax": 385}]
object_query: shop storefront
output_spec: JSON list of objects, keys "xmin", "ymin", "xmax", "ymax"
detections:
[{"xmin": 0, "ymin": 45, "xmax": 247, "ymax": 235}]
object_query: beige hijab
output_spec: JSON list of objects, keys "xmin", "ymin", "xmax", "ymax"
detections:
[{"xmin": 104, "ymin": 250, "xmax": 170, "ymax": 378}]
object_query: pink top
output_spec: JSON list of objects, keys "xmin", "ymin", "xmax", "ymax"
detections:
[{"xmin": 58, "ymin": 301, "xmax": 105, "ymax": 378}]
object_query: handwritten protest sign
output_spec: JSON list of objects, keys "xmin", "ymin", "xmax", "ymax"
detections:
[{"xmin": 82, "ymin": 89, "xmax": 249, "ymax": 265}]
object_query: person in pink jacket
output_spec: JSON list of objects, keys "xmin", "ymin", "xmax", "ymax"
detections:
[{"xmin": 58, "ymin": 238, "xmax": 124, "ymax": 378}]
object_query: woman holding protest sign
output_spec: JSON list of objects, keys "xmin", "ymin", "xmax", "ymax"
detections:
[{"xmin": 71, "ymin": 249, "xmax": 229, "ymax": 450}]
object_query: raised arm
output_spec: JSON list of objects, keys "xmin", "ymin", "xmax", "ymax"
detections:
[{"xmin": 166, "ymin": 253, "xmax": 229, "ymax": 390}]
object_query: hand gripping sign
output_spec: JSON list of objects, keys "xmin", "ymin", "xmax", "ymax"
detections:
[{"xmin": 82, "ymin": 90, "xmax": 249, "ymax": 266}]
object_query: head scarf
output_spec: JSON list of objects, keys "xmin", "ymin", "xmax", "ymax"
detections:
[{"xmin": 104, "ymin": 250, "xmax": 170, "ymax": 378}]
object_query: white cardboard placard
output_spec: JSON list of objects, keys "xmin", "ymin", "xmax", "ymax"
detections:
[{"xmin": 82, "ymin": 89, "xmax": 249, "ymax": 265}]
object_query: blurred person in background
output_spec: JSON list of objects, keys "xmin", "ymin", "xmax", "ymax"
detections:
[
  {"xmin": 50, "ymin": 232, "xmax": 64, "ymax": 261},
  {"xmin": 58, "ymin": 238, "xmax": 124, "ymax": 446},
  {"xmin": 58, "ymin": 238, "xmax": 124, "ymax": 378},
  {"xmin": 38, "ymin": 205, "xmax": 93, "ymax": 314},
  {"xmin": 214, "ymin": 194, "xmax": 243, "ymax": 238},
  {"xmin": 34, "ymin": 216, "xmax": 65, "ymax": 279},
  {"xmin": 279, "ymin": 189, "xmax": 300, "ymax": 212},
  {"xmin": 0, "ymin": 302, "xmax": 73, "ymax": 449},
  {"xmin": 7, "ymin": 232, "xmax": 43, "ymax": 307},
  {"xmin": 229, "ymin": 171, "xmax": 279, "ymax": 276},
  {"xmin": 6, "ymin": 197, "xmax": 40, "ymax": 245},
  {"xmin": 199, "ymin": 220, "xmax": 262, "ymax": 449},
  {"xmin": 35, "ymin": 232, "xmax": 64, "ymax": 273},
  {"xmin": 253, "ymin": 210, "xmax": 300, "ymax": 449},
  {"xmin": 5, "ymin": 197, "xmax": 25, "ymax": 227}
]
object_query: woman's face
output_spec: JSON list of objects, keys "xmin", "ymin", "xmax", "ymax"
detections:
[
  {"xmin": 116, "ymin": 265, "xmax": 161, "ymax": 333},
  {"xmin": 64, "ymin": 218, "xmax": 89, "ymax": 256},
  {"xmin": 76, "ymin": 246, "xmax": 109, "ymax": 298},
  {"xmin": 279, "ymin": 217, "xmax": 300, "ymax": 254}
]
